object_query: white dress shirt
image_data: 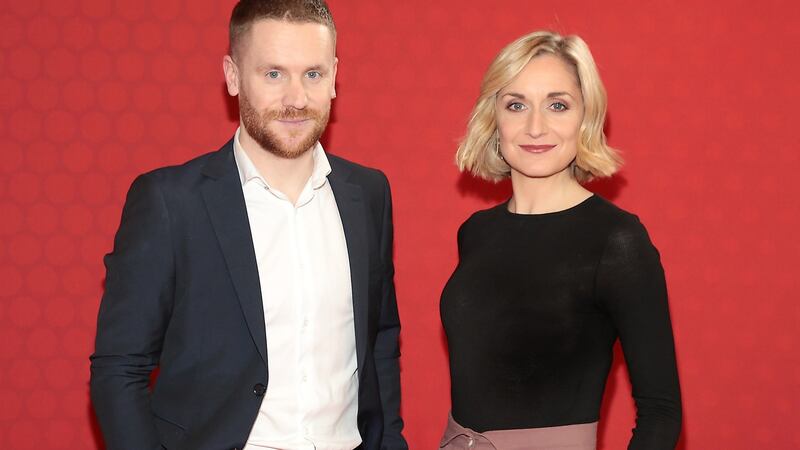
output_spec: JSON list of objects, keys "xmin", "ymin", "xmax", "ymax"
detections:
[{"xmin": 235, "ymin": 129, "xmax": 360, "ymax": 450}]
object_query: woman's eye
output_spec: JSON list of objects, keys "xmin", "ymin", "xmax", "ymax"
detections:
[
  {"xmin": 266, "ymin": 71, "xmax": 280, "ymax": 79},
  {"xmin": 507, "ymin": 102, "xmax": 526, "ymax": 111},
  {"xmin": 550, "ymin": 102, "xmax": 568, "ymax": 111}
]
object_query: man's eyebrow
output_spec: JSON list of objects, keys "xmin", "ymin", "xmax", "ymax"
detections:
[
  {"xmin": 254, "ymin": 64, "xmax": 329, "ymax": 74},
  {"xmin": 256, "ymin": 64, "xmax": 288, "ymax": 72}
]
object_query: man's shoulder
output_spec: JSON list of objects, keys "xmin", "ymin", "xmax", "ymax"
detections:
[
  {"xmin": 327, "ymin": 152, "xmax": 389, "ymax": 190},
  {"xmin": 140, "ymin": 140, "xmax": 234, "ymax": 186}
]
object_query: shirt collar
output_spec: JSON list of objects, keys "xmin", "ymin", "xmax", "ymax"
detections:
[{"xmin": 233, "ymin": 127, "xmax": 331, "ymax": 190}]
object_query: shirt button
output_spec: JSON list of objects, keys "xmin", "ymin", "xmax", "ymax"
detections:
[{"xmin": 467, "ymin": 437, "xmax": 475, "ymax": 448}]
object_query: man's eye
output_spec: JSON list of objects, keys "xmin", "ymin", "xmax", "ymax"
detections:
[
  {"xmin": 266, "ymin": 71, "xmax": 280, "ymax": 79},
  {"xmin": 307, "ymin": 71, "xmax": 321, "ymax": 79},
  {"xmin": 550, "ymin": 102, "xmax": 568, "ymax": 111}
]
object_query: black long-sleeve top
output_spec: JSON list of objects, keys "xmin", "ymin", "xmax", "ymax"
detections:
[{"xmin": 440, "ymin": 195, "xmax": 681, "ymax": 449}]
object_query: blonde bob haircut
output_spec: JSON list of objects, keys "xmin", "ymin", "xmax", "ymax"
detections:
[{"xmin": 456, "ymin": 30, "xmax": 621, "ymax": 182}]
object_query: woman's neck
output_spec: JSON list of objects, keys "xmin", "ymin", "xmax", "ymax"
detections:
[{"xmin": 508, "ymin": 167, "xmax": 592, "ymax": 214}]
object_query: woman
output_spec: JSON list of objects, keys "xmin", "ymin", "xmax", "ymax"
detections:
[{"xmin": 440, "ymin": 31, "xmax": 681, "ymax": 449}]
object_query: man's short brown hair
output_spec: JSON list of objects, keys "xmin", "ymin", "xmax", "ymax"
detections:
[{"xmin": 229, "ymin": 0, "xmax": 336, "ymax": 59}]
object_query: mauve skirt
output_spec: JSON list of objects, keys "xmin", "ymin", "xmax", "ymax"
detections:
[{"xmin": 439, "ymin": 414, "xmax": 597, "ymax": 450}]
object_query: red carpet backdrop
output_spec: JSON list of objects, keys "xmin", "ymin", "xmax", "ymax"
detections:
[{"xmin": 1, "ymin": 0, "xmax": 798, "ymax": 448}]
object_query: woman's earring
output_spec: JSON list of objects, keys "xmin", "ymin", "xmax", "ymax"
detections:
[{"xmin": 495, "ymin": 136, "xmax": 506, "ymax": 162}]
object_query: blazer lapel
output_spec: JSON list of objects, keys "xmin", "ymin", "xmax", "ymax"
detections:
[
  {"xmin": 200, "ymin": 141, "xmax": 267, "ymax": 365},
  {"xmin": 328, "ymin": 164, "xmax": 369, "ymax": 377}
]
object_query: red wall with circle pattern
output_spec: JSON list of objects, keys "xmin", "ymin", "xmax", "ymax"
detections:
[{"xmin": 1, "ymin": 0, "xmax": 798, "ymax": 448}]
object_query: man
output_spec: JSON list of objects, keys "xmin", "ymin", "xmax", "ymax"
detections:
[{"xmin": 89, "ymin": 1, "xmax": 407, "ymax": 449}]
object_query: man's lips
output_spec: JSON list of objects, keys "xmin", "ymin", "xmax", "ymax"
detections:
[
  {"xmin": 276, "ymin": 118, "xmax": 311, "ymax": 125},
  {"xmin": 519, "ymin": 144, "xmax": 556, "ymax": 153}
]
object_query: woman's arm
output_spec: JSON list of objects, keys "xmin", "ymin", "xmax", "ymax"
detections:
[{"xmin": 596, "ymin": 216, "xmax": 682, "ymax": 450}]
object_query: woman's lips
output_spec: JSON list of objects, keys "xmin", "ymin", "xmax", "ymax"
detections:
[{"xmin": 519, "ymin": 144, "xmax": 556, "ymax": 153}]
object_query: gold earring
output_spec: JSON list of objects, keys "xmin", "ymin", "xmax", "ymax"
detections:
[{"xmin": 495, "ymin": 135, "xmax": 506, "ymax": 162}]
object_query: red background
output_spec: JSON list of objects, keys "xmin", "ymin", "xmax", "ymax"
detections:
[{"xmin": 1, "ymin": 0, "xmax": 799, "ymax": 448}]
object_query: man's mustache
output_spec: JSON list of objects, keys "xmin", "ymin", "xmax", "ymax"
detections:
[{"xmin": 266, "ymin": 107, "xmax": 321, "ymax": 121}]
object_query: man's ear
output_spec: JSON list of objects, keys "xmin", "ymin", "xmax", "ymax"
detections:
[
  {"xmin": 331, "ymin": 56, "xmax": 338, "ymax": 99},
  {"xmin": 223, "ymin": 55, "xmax": 240, "ymax": 96}
]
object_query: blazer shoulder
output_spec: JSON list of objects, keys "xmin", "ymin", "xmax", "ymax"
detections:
[
  {"xmin": 143, "ymin": 150, "xmax": 216, "ymax": 183},
  {"xmin": 327, "ymin": 152, "xmax": 390, "ymax": 191},
  {"xmin": 133, "ymin": 140, "xmax": 235, "ymax": 192}
]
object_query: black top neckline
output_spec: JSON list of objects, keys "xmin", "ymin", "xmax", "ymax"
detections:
[{"xmin": 499, "ymin": 194, "xmax": 598, "ymax": 219}]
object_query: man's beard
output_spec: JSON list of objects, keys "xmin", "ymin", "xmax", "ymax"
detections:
[{"xmin": 239, "ymin": 90, "xmax": 330, "ymax": 159}]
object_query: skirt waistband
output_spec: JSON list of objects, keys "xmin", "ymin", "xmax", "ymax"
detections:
[{"xmin": 440, "ymin": 414, "xmax": 597, "ymax": 450}]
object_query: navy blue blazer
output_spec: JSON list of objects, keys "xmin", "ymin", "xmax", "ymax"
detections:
[{"xmin": 90, "ymin": 139, "xmax": 406, "ymax": 450}]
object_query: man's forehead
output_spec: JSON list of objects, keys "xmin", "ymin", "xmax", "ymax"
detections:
[{"xmin": 244, "ymin": 19, "xmax": 335, "ymax": 56}]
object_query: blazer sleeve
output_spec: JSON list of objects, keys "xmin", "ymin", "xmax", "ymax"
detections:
[
  {"xmin": 596, "ymin": 217, "xmax": 682, "ymax": 450},
  {"xmin": 89, "ymin": 173, "xmax": 175, "ymax": 450},
  {"xmin": 372, "ymin": 174, "xmax": 408, "ymax": 450}
]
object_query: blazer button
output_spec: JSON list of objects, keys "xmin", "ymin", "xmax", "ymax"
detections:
[{"xmin": 253, "ymin": 383, "xmax": 266, "ymax": 397}]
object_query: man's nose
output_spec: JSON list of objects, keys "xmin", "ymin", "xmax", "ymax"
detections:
[{"xmin": 282, "ymin": 77, "xmax": 309, "ymax": 109}]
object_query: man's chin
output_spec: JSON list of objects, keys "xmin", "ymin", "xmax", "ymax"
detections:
[
  {"xmin": 261, "ymin": 135, "xmax": 317, "ymax": 159},
  {"xmin": 243, "ymin": 115, "xmax": 328, "ymax": 159},
  {"xmin": 276, "ymin": 135, "xmax": 316, "ymax": 153},
  {"xmin": 277, "ymin": 145, "xmax": 314, "ymax": 159}
]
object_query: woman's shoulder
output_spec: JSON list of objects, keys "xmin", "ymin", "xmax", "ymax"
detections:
[
  {"xmin": 456, "ymin": 196, "xmax": 652, "ymax": 237},
  {"xmin": 587, "ymin": 196, "xmax": 658, "ymax": 254},
  {"xmin": 454, "ymin": 202, "xmax": 508, "ymax": 243},
  {"xmin": 586, "ymin": 195, "xmax": 647, "ymax": 229},
  {"xmin": 460, "ymin": 201, "xmax": 507, "ymax": 226}
]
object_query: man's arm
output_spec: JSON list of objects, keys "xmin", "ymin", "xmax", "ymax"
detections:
[
  {"xmin": 90, "ymin": 173, "xmax": 175, "ymax": 450},
  {"xmin": 372, "ymin": 173, "xmax": 408, "ymax": 450}
]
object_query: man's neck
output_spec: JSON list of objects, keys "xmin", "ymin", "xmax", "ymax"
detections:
[{"xmin": 239, "ymin": 130, "xmax": 315, "ymax": 205}]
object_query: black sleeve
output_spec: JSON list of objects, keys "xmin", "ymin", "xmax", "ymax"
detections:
[
  {"xmin": 372, "ymin": 173, "xmax": 408, "ymax": 450},
  {"xmin": 596, "ymin": 217, "xmax": 682, "ymax": 450},
  {"xmin": 89, "ymin": 173, "xmax": 174, "ymax": 450}
]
